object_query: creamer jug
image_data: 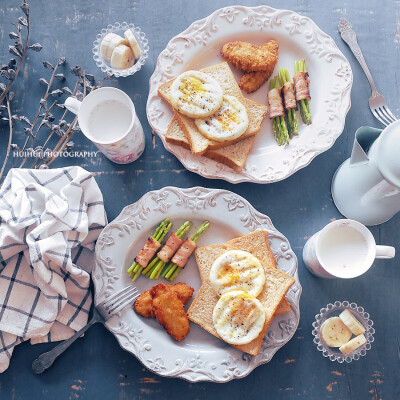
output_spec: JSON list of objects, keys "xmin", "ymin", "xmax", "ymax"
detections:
[{"xmin": 331, "ymin": 121, "xmax": 400, "ymax": 225}]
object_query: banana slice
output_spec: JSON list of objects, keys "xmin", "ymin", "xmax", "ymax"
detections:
[
  {"xmin": 339, "ymin": 334, "xmax": 367, "ymax": 355},
  {"xmin": 339, "ymin": 310, "xmax": 366, "ymax": 336},
  {"xmin": 111, "ymin": 44, "xmax": 135, "ymax": 70},
  {"xmin": 195, "ymin": 95, "xmax": 249, "ymax": 142},
  {"xmin": 100, "ymin": 33, "xmax": 129, "ymax": 63},
  {"xmin": 124, "ymin": 29, "xmax": 141, "ymax": 59},
  {"xmin": 170, "ymin": 71, "xmax": 224, "ymax": 118},
  {"xmin": 320, "ymin": 317, "xmax": 352, "ymax": 347}
]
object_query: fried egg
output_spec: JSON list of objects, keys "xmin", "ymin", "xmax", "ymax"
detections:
[
  {"xmin": 213, "ymin": 290, "xmax": 265, "ymax": 345},
  {"xmin": 194, "ymin": 95, "xmax": 249, "ymax": 142},
  {"xmin": 170, "ymin": 71, "xmax": 224, "ymax": 118},
  {"xmin": 209, "ymin": 250, "xmax": 265, "ymax": 297}
]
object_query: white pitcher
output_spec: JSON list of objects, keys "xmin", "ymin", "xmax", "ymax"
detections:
[{"xmin": 331, "ymin": 121, "xmax": 400, "ymax": 226}]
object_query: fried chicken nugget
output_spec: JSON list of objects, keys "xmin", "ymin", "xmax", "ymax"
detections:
[
  {"xmin": 134, "ymin": 282, "xmax": 194, "ymax": 319},
  {"xmin": 152, "ymin": 290, "xmax": 190, "ymax": 341},
  {"xmin": 171, "ymin": 282, "xmax": 194, "ymax": 304},
  {"xmin": 239, "ymin": 70, "xmax": 272, "ymax": 93},
  {"xmin": 134, "ymin": 290, "xmax": 155, "ymax": 318},
  {"xmin": 221, "ymin": 40, "xmax": 279, "ymax": 72}
]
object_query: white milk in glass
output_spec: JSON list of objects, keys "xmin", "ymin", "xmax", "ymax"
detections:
[
  {"xmin": 318, "ymin": 225, "xmax": 369, "ymax": 278},
  {"xmin": 88, "ymin": 100, "xmax": 132, "ymax": 142}
]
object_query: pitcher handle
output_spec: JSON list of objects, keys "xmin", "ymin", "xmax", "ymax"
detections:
[
  {"xmin": 64, "ymin": 97, "xmax": 82, "ymax": 115},
  {"xmin": 375, "ymin": 245, "xmax": 395, "ymax": 259}
]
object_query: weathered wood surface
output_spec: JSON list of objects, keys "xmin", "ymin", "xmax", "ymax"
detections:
[{"xmin": 0, "ymin": 0, "xmax": 399, "ymax": 399}]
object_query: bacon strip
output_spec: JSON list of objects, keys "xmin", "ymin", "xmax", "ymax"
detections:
[
  {"xmin": 157, "ymin": 232, "xmax": 183, "ymax": 263},
  {"xmin": 282, "ymin": 81, "xmax": 297, "ymax": 109},
  {"xmin": 135, "ymin": 237, "xmax": 161, "ymax": 268},
  {"xmin": 268, "ymin": 88, "xmax": 285, "ymax": 119},
  {"xmin": 294, "ymin": 72, "xmax": 311, "ymax": 101},
  {"xmin": 171, "ymin": 238, "xmax": 197, "ymax": 268}
]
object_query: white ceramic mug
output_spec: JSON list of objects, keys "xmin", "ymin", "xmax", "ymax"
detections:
[
  {"xmin": 65, "ymin": 87, "xmax": 145, "ymax": 164},
  {"xmin": 303, "ymin": 219, "xmax": 395, "ymax": 278}
]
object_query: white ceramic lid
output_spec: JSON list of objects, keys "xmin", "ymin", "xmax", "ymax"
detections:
[{"xmin": 376, "ymin": 120, "xmax": 400, "ymax": 189}]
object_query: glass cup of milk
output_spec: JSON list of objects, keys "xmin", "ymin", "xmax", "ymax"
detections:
[
  {"xmin": 64, "ymin": 87, "xmax": 145, "ymax": 164},
  {"xmin": 303, "ymin": 219, "xmax": 395, "ymax": 278}
]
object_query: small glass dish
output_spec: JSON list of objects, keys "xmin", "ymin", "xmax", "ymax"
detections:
[
  {"xmin": 92, "ymin": 22, "xmax": 149, "ymax": 78},
  {"xmin": 312, "ymin": 301, "xmax": 374, "ymax": 363}
]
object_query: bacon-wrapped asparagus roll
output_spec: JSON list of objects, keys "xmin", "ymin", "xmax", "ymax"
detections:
[
  {"xmin": 268, "ymin": 76, "xmax": 289, "ymax": 146},
  {"xmin": 162, "ymin": 221, "xmax": 210, "ymax": 281},
  {"xmin": 142, "ymin": 221, "xmax": 192, "ymax": 280},
  {"xmin": 157, "ymin": 233, "xmax": 183, "ymax": 263},
  {"xmin": 279, "ymin": 68, "xmax": 299, "ymax": 136},
  {"xmin": 294, "ymin": 59, "xmax": 312, "ymax": 125},
  {"xmin": 171, "ymin": 238, "xmax": 197, "ymax": 268},
  {"xmin": 127, "ymin": 218, "xmax": 172, "ymax": 282},
  {"xmin": 136, "ymin": 237, "xmax": 161, "ymax": 268}
]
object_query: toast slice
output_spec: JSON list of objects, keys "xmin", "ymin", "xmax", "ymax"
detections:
[
  {"xmin": 194, "ymin": 232, "xmax": 291, "ymax": 316},
  {"xmin": 188, "ymin": 238, "xmax": 295, "ymax": 355},
  {"xmin": 165, "ymin": 98, "xmax": 267, "ymax": 171},
  {"xmin": 158, "ymin": 62, "xmax": 266, "ymax": 155},
  {"xmin": 166, "ymin": 116, "xmax": 256, "ymax": 171},
  {"xmin": 227, "ymin": 231, "xmax": 291, "ymax": 315}
]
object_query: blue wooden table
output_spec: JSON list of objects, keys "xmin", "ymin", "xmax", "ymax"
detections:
[{"xmin": 0, "ymin": 0, "xmax": 399, "ymax": 399}]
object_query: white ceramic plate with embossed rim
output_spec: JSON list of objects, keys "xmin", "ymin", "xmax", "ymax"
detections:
[
  {"xmin": 146, "ymin": 6, "xmax": 352, "ymax": 184},
  {"xmin": 93, "ymin": 187, "xmax": 301, "ymax": 382}
]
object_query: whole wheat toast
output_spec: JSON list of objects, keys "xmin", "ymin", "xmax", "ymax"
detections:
[
  {"xmin": 158, "ymin": 62, "xmax": 266, "ymax": 155},
  {"xmin": 188, "ymin": 236, "xmax": 295, "ymax": 355},
  {"xmin": 165, "ymin": 98, "xmax": 267, "ymax": 171}
]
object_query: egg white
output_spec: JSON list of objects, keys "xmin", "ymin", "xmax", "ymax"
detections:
[
  {"xmin": 170, "ymin": 71, "xmax": 224, "ymax": 118},
  {"xmin": 213, "ymin": 290, "xmax": 265, "ymax": 345},
  {"xmin": 209, "ymin": 250, "xmax": 265, "ymax": 297},
  {"xmin": 194, "ymin": 95, "xmax": 249, "ymax": 142}
]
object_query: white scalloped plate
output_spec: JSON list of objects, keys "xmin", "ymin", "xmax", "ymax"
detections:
[
  {"xmin": 93, "ymin": 187, "xmax": 301, "ymax": 382},
  {"xmin": 146, "ymin": 6, "xmax": 352, "ymax": 183}
]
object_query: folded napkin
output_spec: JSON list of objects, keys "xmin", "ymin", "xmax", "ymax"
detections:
[{"xmin": 0, "ymin": 167, "xmax": 107, "ymax": 372}]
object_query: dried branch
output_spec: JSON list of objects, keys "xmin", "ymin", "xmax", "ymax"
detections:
[{"xmin": 0, "ymin": 99, "xmax": 14, "ymax": 182}]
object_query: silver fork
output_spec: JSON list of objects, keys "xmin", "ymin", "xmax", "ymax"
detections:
[
  {"xmin": 32, "ymin": 285, "xmax": 139, "ymax": 374},
  {"xmin": 338, "ymin": 18, "xmax": 397, "ymax": 126}
]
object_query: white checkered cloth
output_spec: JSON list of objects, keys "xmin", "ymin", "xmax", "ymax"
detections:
[{"xmin": 0, "ymin": 167, "xmax": 107, "ymax": 372}]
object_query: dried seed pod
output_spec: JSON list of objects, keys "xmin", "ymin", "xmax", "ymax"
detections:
[
  {"xmin": 18, "ymin": 17, "xmax": 28, "ymax": 27},
  {"xmin": 62, "ymin": 87, "xmax": 72, "ymax": 95},
  {"xmin": 43, "ymin": 61, "xmax": 54, "ymax": 69},
  {"xmin": 29, "ymin": 43, "xmax": 43, "ymax": 52},
  {"xmin": 8, "ymin": 46, "xmax": 21, "ymax": 58},
  {"xmin": 19, "ymin": 115, "xmax": 31, "ymax": 126},
  {"xmin": 20, "ymin": 3, "xmax": 29, "ymax": 16},
  {"xmin": 50, "ymin": 89, "xmax": 63, "ymax": 97}
]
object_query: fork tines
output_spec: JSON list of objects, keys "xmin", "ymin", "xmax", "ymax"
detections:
[
  {"xmin": 102, "ymin": 286, "xmax": 139, "ymax": 315},
  {"xmin": 371, "ymin": 106, "xmax": 397, "ymax": 126}
]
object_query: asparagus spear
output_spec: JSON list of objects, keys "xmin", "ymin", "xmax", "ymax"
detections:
[
  {"xmin": 162, "ymin": 221, "xmax": 210, "ymax": 281},
  {"xmin": 278, "ymin": 67, "xmax": 299, "ymax": 136},
  {"xmin": 269, "ymin": 76, "xmax": 289, "ymax": 146},
  {"xmin": 142, "ymin": 221, "xmax": 192, "ymax": 279},
  {"xmin": 127, "ymin": 218, "xmax": 172, "ymax": 281},
  {"xmin": 294, "ymin": 59, "xmax": 312, "ymax": 125}
]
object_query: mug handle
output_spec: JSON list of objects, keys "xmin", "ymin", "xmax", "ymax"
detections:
[
  {"xmin": 64, "ymin": 97, "xmax": 82, "ymax": 115},
  {"xmin": 375, "ymin": 245, "xmax": 395, "ymax": 259}
]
